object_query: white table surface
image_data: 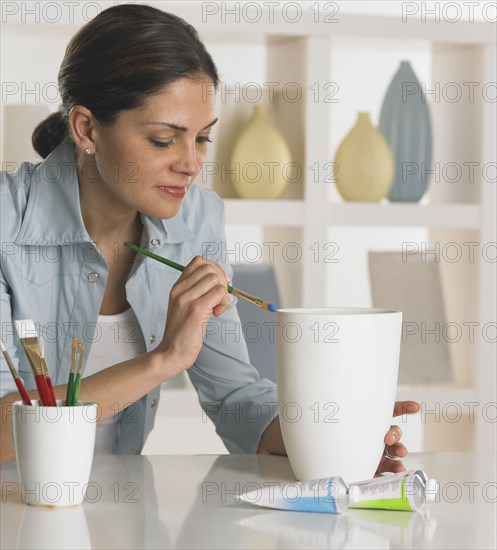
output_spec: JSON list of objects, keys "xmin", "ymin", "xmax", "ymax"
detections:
[{"xmin": 1, "ymin": 451, "xmax": 495, "ymax": 549}]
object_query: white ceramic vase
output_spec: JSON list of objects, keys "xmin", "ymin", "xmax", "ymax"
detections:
[{"xmin": 276, "ymin": 308, "xmax": 402, "ymax": 482}]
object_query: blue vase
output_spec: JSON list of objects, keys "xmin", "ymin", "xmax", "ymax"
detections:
[{"xmin": 379, "ymin": 61, "xmax": 432, "ymax": 202}]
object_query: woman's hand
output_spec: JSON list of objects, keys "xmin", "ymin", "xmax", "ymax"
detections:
[
  {"xmin": 156, "ymin": 256, "xmax": 232, "ymax": 375},
  {"xmin": 376, "ymin": 400, "xmax": 420, "ymax": 475}
]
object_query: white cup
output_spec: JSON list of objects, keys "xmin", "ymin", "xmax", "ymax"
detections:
[
  {"xmin": 11, "ymin": 400, "xmax": 97, "ymax": 507},
  {"xmin": 276, "ymin": 308, "xmax": 402, "ymax": 482}
]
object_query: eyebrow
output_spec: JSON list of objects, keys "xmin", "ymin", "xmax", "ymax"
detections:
[{"xmin": 140, "ymin": 118, "xmax": 218, "ymax": 132}]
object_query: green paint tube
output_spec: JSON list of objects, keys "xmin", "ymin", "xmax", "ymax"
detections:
[{"xmin": 349, "ymin": 470, "xmax": 438, "ymax": 512}]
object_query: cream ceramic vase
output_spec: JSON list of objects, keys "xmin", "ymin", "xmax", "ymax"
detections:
[
  {"xmin": 334, "ymin": 112, "xmax": 395, "ymax": 201},
  {"xmin": 229, "ymin": 104, "xmax": 292, "ymax": 199}
]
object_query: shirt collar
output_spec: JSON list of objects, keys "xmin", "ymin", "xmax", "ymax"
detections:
[{"xmin": 15, "ymin": 139, "xmax": 195, "ymax": 246}]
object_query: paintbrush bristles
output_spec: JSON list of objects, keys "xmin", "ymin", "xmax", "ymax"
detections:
[
  {"xmin": 230, "ymin": 287, "xmax": 276, "ymax": 311},
  {"xmin": 14, "ymin": 320, "xmax": 41, "ymax": 375},
  {"xmin": 14, "ymin": 321, "xmax": 56, "ymax": 406},
  {"xmin": 39, "ymin": 338, "xmax": 48, "ymax": 376},
  {"xmin": 76, "ymin": 341, "xmax": 85, "ymax": 375},
  {"xmin": 70, "ymin": 339, "xmax": 78, "ymax": 374},
  {"xmin": 20, "ymin": 337, "xmax": 43, "ymax": 376},
  {"xmin": 1, "ymin": 341, "xmax": 20, "ymax": 379},
  {"xmin": 2, "ymin": 340, "xmax": 33, "ymax": 406}
]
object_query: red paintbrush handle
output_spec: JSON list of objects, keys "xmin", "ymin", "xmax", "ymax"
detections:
[
  {"xmin": 35, "ymin": 374, "xmax": 56, "ymax": 406},
  {"xmin": 45, "ymin": 376, "xmax": 56, "ymax": 403},
  {"xmin": 15, "ymin": 378, "xmax": 33, "ymax": 406}
]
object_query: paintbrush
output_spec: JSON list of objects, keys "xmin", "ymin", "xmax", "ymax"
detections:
[
  {"xmin": 65, "ymin": 338, "xmax": 78, "ymax": 406},
  {"xmin": 123, "ymin": 242, "xmax": 277, "ymax": 312},
  {"xmin": 40, "ymin": 337, "xmax": 56, "ymax": 404},
  {"xmin": 0, "ymin": 341, "xmax": 33, "ymax": 405},
  {"xmin": 72, "ymin": 341, "xmax": 85, "ymax": 406},
  {"xmin": 14, "ymin": 320, "xmax": 56, "ymax": 407}
]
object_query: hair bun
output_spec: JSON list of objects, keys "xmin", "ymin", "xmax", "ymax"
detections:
[{"xmin": 32, "ymin": 111, "xmax": 66, "ymax": 159}]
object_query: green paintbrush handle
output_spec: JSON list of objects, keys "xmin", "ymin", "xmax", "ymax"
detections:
[
  {"xmin": 72, "ymin": 373, "xmax": 81, "ymax": 406},
  {"xmin": 123, "ymin": 242, "xmax": 277, "ymax": 312},
  {"xmin": 65, "ymin": 372, "xmax": 75, "ymax": 406},
  {"xmin": 124, "ymin": 242, "xmax": 185, "ymax": 271},
  {"xmin": 124, "ymin": 242, "xmax": 235, "ymax": 292}
]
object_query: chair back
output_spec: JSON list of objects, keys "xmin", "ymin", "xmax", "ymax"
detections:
[{"xmin": 231, "ymin": 263, "xmax": 281, "ymax": 383}]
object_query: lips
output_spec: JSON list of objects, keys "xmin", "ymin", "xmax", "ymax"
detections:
[{"xmin": 157, "ymin": 186, "xmax": 187, "ymax": 198}]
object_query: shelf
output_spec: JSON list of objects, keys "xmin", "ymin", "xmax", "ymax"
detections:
[
  {"xmin": 327, "ymin": 202, "xmax": 481, "ymax": 228},
  {"xmin": 224, "ymin": 199, "xmax": 305, "ymax": 226},
  {"xmin": 146, "ymin": 384, "xmax": 477, "ymax": 455},
  {"xmin": 158, "ymin": 384, "xmax": 477, "ymax": 417},
  {"xmin": 396, "ymin": 384, "xmax": 476, "ymax": 409},
  {"xmin": 4, "ymin": 6, "xmax": 495, "ymax": 45},
  {"xmin": 224, "ymin": 199, "xmax": 481, "ymax": 229}
]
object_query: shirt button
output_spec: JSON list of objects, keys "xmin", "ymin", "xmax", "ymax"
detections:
[
  {"xmin": 149, "ymin": 334, "xmax": 156, "ymax": 343},
  {"xmin": 151, "ymin": 238, "xmax": 160, "ymax": 247},
  {"xmin": 151, "ymin": 399, "xmax": 158, "ymax": 408},
  {"xmin": 88, "ymin": 272, "xmax": 99, "ymax": 283}
]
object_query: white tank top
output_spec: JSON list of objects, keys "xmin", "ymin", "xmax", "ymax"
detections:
[{"xmin": 84, "ymin": 307, "xmax": 147, "ymax": 454}]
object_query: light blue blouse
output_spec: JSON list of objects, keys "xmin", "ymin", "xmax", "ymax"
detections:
[{"xmin": 0, "ymin": 139, "xmax": 279, "ymax": 454}]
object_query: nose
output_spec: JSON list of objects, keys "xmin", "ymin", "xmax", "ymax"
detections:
[{"xmin": 172, "ymin": 140, "xmax": 201, "ymax": 178}]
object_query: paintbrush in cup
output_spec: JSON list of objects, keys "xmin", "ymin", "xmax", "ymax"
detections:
[
  {"xmin": 1, "ymin": 341, "xmax": 33, "ymax": 405},
  {"xmin": 72, "ymin": 341, "xmax": 85, "ymax": 406},
  {"xmin": 39, "ymin": 337, "xmax": 56, "ymax": 404},
  {"xmin": 14, "ymin": 320, "xmax": 56, "ymax": 407},
  {"xmin": 65, "ymin": 338, "xmax": 78, "ymax": 406}
]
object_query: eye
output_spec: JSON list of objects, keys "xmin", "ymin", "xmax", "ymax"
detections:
[
  {"xmin": 150, "ymin": 139, "xmax": 173, "ymax": 149},
  {"xmin": 196, "ymin": 136, "xmax": 212, "ymax": 145}
]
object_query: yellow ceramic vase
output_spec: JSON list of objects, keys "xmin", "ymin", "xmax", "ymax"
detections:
[
  {"xmin": 229, "ymin": 104, "xmax": 292, "ymax": 199},
  {"xmin": 334, "ymin": 112, "xmax": 395, "ymax": 202}
]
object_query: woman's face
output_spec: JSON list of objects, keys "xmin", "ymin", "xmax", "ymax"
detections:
[{"xmin": 90, "ymin": 77, "xmax": 217, "ymax": 219}]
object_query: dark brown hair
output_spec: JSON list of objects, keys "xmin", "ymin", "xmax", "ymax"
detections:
[{"xmin": 32, "ymin": 4, "xmax": 219, "ymax": 158}]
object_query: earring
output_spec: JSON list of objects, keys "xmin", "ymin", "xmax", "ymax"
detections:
[{"xmin": 84, "ymin": 147, "xmax": 92, "ymax": 155}]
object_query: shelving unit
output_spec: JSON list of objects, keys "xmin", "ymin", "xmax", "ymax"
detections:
[
  {"xmin": 196, "ymin": 4, "xmax": 496, "ymax": 454},
  {"xmin": 3, "ymin": 2, "xmax": 495, "ymax": 453},
  {"xmin": 225, "ymin": 200, "xmax": 482, "ymax": 228}
]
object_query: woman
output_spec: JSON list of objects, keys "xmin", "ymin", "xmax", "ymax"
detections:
[{"xmin": 0, "ymin": 4, "xmax": 418, "ymax": 465}]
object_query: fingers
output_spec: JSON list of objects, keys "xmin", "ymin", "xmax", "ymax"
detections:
[
  {"xmin": 173, "ymin": 269, "xmax": 226, "ymax": 303},
  {"xmin": 195, "ymin": 284, "xmax": 230, "ymax": 314},
  {"xmin": 376, "ymin": 442, "xmax": 408, "ymax": 475},
  {"xmin": 377, "ymin": 416, "xmax": 412, "ymax": 476},
  {"xmin": 385, "ymin": 442, "xmax": 408, "ymax": 459},
  {"xmin": 384, "ymin": 424, "xmax": 402, "ymax": 446},
  {"xmin": 171, "ymin": 256, "xmax": 231, "ymax": 311},
  {"xmin": 159, "ymin": 257, "xmax": 233, "ymax": 370},
  {"xmin": 393, "ymin": 400, "xmax": 420, "ymax": 417},
  {"xmin": 376, "ymin": 455, "xmax": 406, "ymax": 475},
  {"xmin": 212, "ymin": 302, "xmax": 230, "ymax": 317},
  {"xmin": 182, "ymin": 255, "xmax": 230, "ymax": 284}
]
